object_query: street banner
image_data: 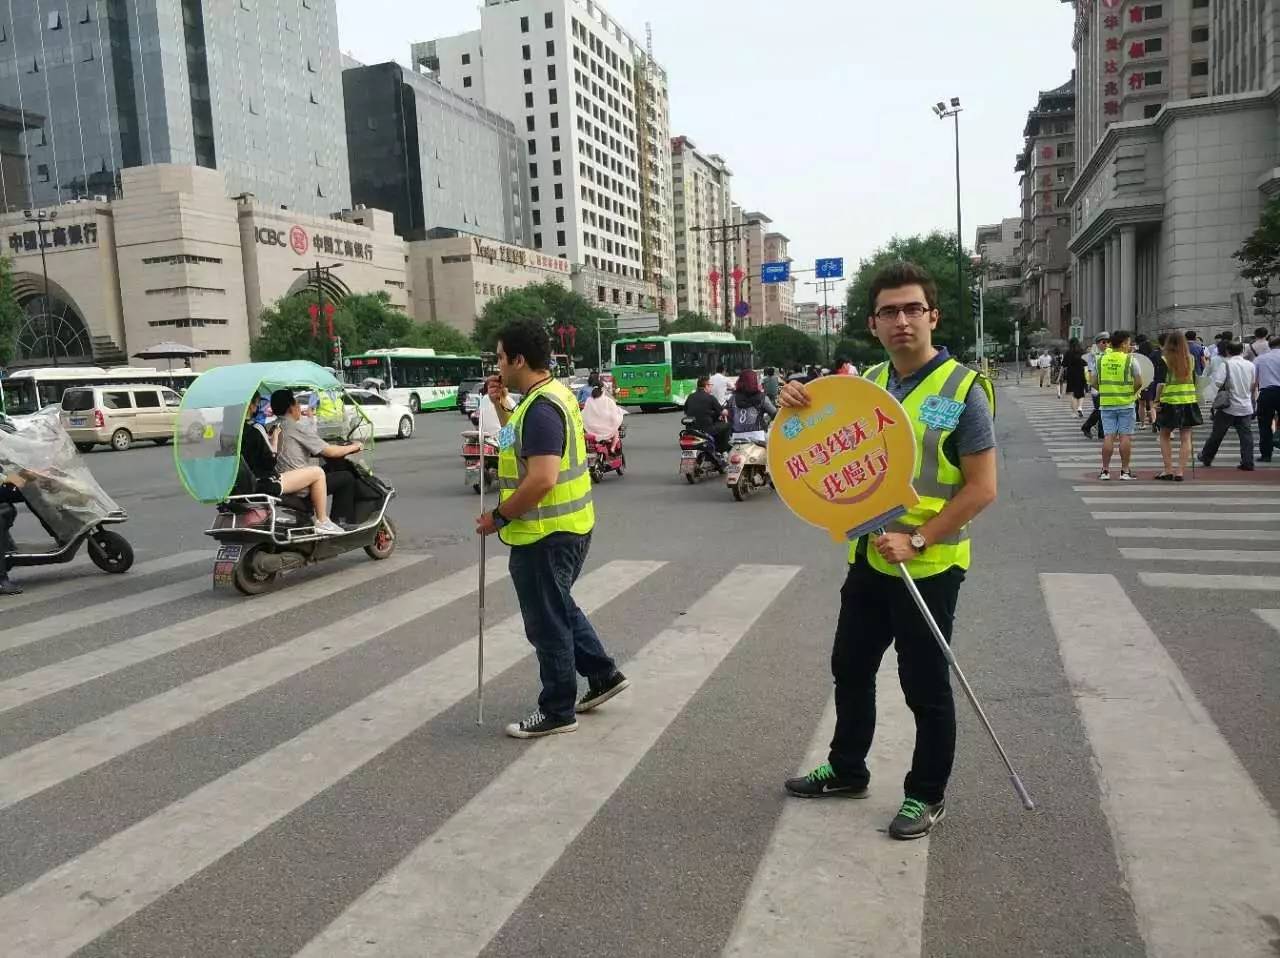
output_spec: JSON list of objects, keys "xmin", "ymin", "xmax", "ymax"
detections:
[{"xmin": 767, "ymin": 376, "xmax": 919, "ymax": 543}]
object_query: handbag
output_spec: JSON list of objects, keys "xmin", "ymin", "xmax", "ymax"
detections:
[{"xmin": 1211, "ymin": 364, "xmax": 1233, "ymax": 412}]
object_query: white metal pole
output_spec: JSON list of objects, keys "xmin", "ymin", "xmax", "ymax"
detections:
[{"xmin": 475, "ymin": 391, "xmax": 488, "ymax": 725}]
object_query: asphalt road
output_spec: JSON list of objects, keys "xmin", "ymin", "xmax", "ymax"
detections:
[{"xmin": 2, "ymin": 386, "xmax": 1278, "ymax": 957}]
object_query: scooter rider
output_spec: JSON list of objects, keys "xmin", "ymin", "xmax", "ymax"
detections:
[
  {"xmin": 726, "ymin": 368, "xmax": 776, "ymax": 443},
  {"xmin": 270, "ymin": 389, "xmax": 364, "ymax": 525},
  {"xmin": 0, "ymin": 417, "xmax": 22, "ymax": 595},
  {"xmin": 684, "ymin": 376, "xmax": 730, "ymax": 452}
]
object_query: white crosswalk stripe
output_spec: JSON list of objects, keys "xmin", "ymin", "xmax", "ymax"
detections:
[
  {"xmin": 0, "ymin": 550, "xmax": 208, "ymax": 613},
  {"xmin": 1119, "ymin": 547, "xmax": 1280, "ymax": 562},
  {"xmin": 1104, "ymin": 527, "xmax": 1279, "ymax": 540}
]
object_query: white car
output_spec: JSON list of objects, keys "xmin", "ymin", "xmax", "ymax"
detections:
[{"xmin": 346, "ymin": 389, "xmax": 415, "ymax": 440}]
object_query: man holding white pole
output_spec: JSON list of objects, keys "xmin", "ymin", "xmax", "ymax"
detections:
[{"xmin": 778, "ymin": 261, "xmax": 1000, "ymax": 839}]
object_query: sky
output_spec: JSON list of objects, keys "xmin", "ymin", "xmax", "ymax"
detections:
[{"xmin": 335, "ymin": 0, "xmax": 1076, "ymax": 304}]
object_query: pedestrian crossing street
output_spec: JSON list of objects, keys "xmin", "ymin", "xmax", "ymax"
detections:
[{"xmin": 3, "ymin": 500, "xmax": 1280, "ymax": 953}]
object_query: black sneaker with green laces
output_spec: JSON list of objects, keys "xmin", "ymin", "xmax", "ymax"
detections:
[
  {"xmin": 783, "ymin": 762, "xmax": 869, "ymax": 798},
  {"xmin": 888, "ymin": 798, "xmax": 945, "ymax": 840}
]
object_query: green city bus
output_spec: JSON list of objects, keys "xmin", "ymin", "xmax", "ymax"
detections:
[
  {"xmin": 341, "ymin": 348, "xmax": 484, "ymax": 413},
  {"xmin": 611, "ymin": 333, "xmax": 753, "ymax": 409}
]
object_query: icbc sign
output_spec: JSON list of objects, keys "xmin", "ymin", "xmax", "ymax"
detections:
[{"xmin": 254, "ymin": 225, "xmax": 311, "ymax": 256}]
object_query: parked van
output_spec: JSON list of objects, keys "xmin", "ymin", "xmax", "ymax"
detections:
[{"xmin": 61, "ymin": 384, "xmax": 183, "ymax": 452}]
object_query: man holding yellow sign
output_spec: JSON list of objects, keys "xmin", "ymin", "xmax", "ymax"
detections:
[{"xmin": 774, "ymin": 261, "xmax": 1011, "ymax": 840}]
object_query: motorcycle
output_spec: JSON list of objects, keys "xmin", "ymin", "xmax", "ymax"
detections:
[
  {"xmin": 0, "ymin": 410, "xmax": 134, "ymax": 575},
  {"xmin": 586, "ymin": 424, "xmax": 626, "ymax": 482},
  {"xmin": 725, "ymin": 437, "xmax": 772, "ymax": 501},
  {"xmin": 677, "ymin": 418, "xmax": 727, "ymax": 484},
  {"xmin": 462, "ymin": 429, "xmax": 500, "ymax": 494},
  {"xmin": 175, "ymin": 362, "xmax": 398, "ymax": 596}
]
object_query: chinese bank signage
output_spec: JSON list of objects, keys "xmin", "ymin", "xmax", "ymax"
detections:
[
  {"xmin": 471, "ymin": 236, "xmax": 569, "ymax": 275},
  {"xmin": 254, "ymin": 223, "xmax": 378, "ymax": 263},
  {"xmin": 7, "ymin": 221, "xmax": 98, "ymax": 255}
]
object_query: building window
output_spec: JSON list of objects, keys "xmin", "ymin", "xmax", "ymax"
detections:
[
  {"xmin": 527, "ymin": 138, "xmax": 537, "ymax": 155},
  {"xmin": 546, "ymin": 40, "xmax": 555, "ymax": 56},
  {"xmin": 462, "ymin": 52, "xmax": 471, "ymax": 65},
  {"xmin": 551, "ymin": 136, "xmax": 561, "ymax": 152},
  {"xmin": 557, "ymin": 230, "xmax": 566, "ymax": 247},
  {"xmin": 547, "ymin": 64, "xmax": 557, "ymax": 81},
  {"xmin": 531, "ymin": 186, "xmax": 540, "ymax": 202},
  {"xmin": 554, "ymin": 183, "xmax": 563, "ymax": 200},
  {"xmin": 523, "ymin": 92, "xmax": 534, "ymax": 109},
  {"xmin": 549, "ymin": 111, "xmax": 559, "ymax": 129},
  {"xmin": 529, "ymin": 162, "xmax": 538, "ymax": 179},
  {"xmin": 1190, "ymin": 59, "xmax": 1208, "ymax": 76},
  {"xmin": 1144, "ymin": 37, "xmax": 1162, "ymax": 54},
  {"xmin": 1143, "ymin": 103, "xmax": 1162, "ymax": 118},
  {"xmin": 523, "ymin": 68, "xmax": 532, "ymax": 84},
  {"xmin": 1144, "ymin": 70, "xmax": 1163, "ymax": 85},
  {"xmin": 545, "ymin": 11, "xmax": 554, "ymax": 28},
  {"xmin": 526, "ymin": 115, "xmax": 535, "ymax": 131},
  {"xmin": 522, "ymin": 44, "xmax": 531, "ymax": 61},
  {"xmin": 463, "ymin": 75, "xmax": 472, "ymax": 88},
  {"xmin": 521, "ymin": 15, "xmax": 529, "ymax": 32},
  {"xmin": 534, "ymin": 232, "xmax": 543, "ymax": 248},
  {"xmin": 556, "ymin": 207, "xmax": 565, "ymax": 223},
  {"xmin": 612, "ymin": 288, "xmax": 620, "ymax": 304},
  {"xmin": 1191, "ymin": 0, "xmax": 1208, "ymax": 6},
  {"xmin": 1191, "ymin": 26, "xmax": 1209, "ymax": 43},
  {"xmin": 1143, "ymin": 3, "xmax": 1162, "ymax": 19},
  {"xmin": 532, "ymin": 210, "xmax": 542, "ymax": 226},
  {"xmin": 37, "ymin": 164, "xmax": 49, "ymax": 183},
  {"xmin": 548, "ymin": 88, "xmax": 558, "ymax": 105},
  {"xmin": 553, "ymin": 159, "xmax": 562, "ymax": 176}
]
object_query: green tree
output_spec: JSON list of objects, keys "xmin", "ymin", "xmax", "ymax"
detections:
[
  {"xmin": 663, "ymin": 311, "xmax": 720, "ymax": 334},
  {"xmin": 0, "ymin": 256, "xmax": 22, "ymax": 368},
  {"xmin": 747, "ymin": 324, "xmax": 819, "ymax": 370},
  {"xmin": 844, "ymin": 232, "xmax": 977, "ymax": 360},
  {"xmin": 1234, "ymin": 193, "xmax": 1280, "ymax": 284},
  {"xmin": 341, "ymin": 292, "xmax": 414, "ymax": 351},
  {"xmin": 251, "ymin": 295, "xmax": 361, "ymax": 365},
  {"xmin": 408, "ymin": 320, "xmax": 476, "ymax": 355},
  {"xmin": 473, "ymin": 281, "xmax": 610, "ymax": 369}
]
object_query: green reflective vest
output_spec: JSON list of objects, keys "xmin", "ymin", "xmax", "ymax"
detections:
[
  {"xmin": 1097, "ymin": 350, "xmax": 1136, "ymax": 407},
  {"xmin": 851, "ymin": 357, "xmax": 994, "ymax": 579},
  {"xmin": 1161, "ymin": 366, "xmax": 1198, "ymax": 405},
  {"xmin": 497, "ymin": 378, "xmax": 595, "ymax": 546}
]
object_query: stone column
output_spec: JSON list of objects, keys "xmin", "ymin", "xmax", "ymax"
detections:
[
  {"xmin": 1120, "ymin": 226, "xmax": 1137, "ymax": 332},
  {"xmin": 1109, "ymin": 233, "xmax": 1122, "ymax": 328},
  {"xmin": 1091, "ymin": 251, "xmax": 1105, "ymax": 337}
]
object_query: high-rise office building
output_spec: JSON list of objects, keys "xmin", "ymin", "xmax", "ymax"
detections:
[
  {"xmin": 0, "ymin": 1, "xmax": 350, "ymax": 214},
  {"xmin": 343, "ymin": 62, "xmax": 528, "ymax": 244},
  {"xmin": 671, "ymin": 135, "xmax": 732, "ymax": 319},
  {"xmin": 413, "ymin": 0, "xmax": 675, "ymax": 316}
]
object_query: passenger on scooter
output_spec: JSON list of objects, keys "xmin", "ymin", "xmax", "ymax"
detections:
[
  {"xmin": 581, "ymin": 385, "xmax": 625, "ymax": 449},
  {"xmin": 240, "ymin": 399, "xmax": 345, "ymax": 536},
  {"xmin": 0, "ymin": 472, "xmax": 21, "ymax": 595},
  {"xmin": 726, "ymin": 368, "xmax": 776, "ymax": 444},
  {"xmin": 684, "ymin": 376, "xmax": 731, "ymax": 452},
  {"xmin": 270, "ymin": 389, "xmax": 364, "ymax": 526}
]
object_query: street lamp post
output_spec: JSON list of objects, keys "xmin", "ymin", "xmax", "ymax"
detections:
[
  {"xmin": 932, "ymin": 97, "xmax": 966, "ymax": 360},
  {"xmin": 292, "ymin": 260, "xmax": 343, "ymax": 367},
  {"xmin": 806, "ymin": 278, "xmax": 840, "ymax": 367},
  {"xmin": 24, "ymin": 209, "xmax": 58, "ymax": 366}
]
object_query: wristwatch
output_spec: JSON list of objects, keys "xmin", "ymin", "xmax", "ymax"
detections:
[
  {"xmin": 909, "ymin": 532, "xmax": 927, "ymax": 554},
  {"xmin": 491, "ymin": 508, "xmax": 510, "ymax": 530}
]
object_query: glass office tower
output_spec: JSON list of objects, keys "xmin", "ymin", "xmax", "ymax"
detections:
[{"xmin": 0, "ymin": 0, "xmax": 349, "ymax": 213}]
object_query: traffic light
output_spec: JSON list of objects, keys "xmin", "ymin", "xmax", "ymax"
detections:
[
  {"xmin": 971, "ymin": 287, "xmax": 982, "ymax": 316},
  {"xmin": 332, "ymin": 336, "xmax": 343, "ymax": 365}
]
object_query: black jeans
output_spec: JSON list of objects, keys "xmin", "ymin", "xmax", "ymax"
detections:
[
  {"xmin": 829, "ymin": 559, "xmax": 965, "ymax": 805},
  {"xmin": 0, "ymin": 500, "xmax": 15, "ymax": 580},
  {"xmin": 1083, "ymin": 392, "xmax": 1104, "ymax": 437},
  {"xmin": 324, "ymin": 468, "xmax": 357, "ymax": 522},
  {"xmin": 1258, "ymin": 387, "xmax": 1280, "ymax": 460},
  {"xmin": 508, "ymin": 532, "xmax": 616, "ymax": 721},
  {"xmin": 1200, "ymin": 410, "xmax": 1255, "ymax": 467}
]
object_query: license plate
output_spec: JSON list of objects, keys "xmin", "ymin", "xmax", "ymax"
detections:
[
  {"xmin": 213, "ymin": 544, "xmax": 242, "ymax": 586},
  {"xmin": 635, "ymin": 387, "xmax": 647, "ymax": 395},
  {"xmin": 680, "ymin": 450, "xmax": 698, "ymax": 459},
  {"xmin": 727, "ymin": 468, "xmax": 742, "ymax": 480},
  {"xmin": 462, "ymin": 445, "xmax": 480, "ymax": 455},
  {"xmin": 70, "ymin": 417, "xmax": 85, "ymax": 426}
]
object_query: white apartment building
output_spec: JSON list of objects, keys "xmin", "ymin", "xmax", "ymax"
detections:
[
  {"xmin": 671, "ymin": 135, "xmax": 732, "ymax": 319},
  {"xmin": 412, "ymin": 0, "xmax": 675, "ymax": 317}
]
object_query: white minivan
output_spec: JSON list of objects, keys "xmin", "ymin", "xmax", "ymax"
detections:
[{"xmin": 61, "ymin": 384, "xmax": 183, "ymax": 452}]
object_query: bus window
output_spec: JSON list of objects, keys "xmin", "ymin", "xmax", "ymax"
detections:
[
  {"xmin": 615, "ymin": 342, "xmax": 665, "ymax": 366},
  {"xmin": 671, "ymin": 344, "xmax": 706, "ymax": 380}
]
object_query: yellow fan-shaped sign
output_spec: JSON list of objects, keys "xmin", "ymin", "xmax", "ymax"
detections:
[{"xmin": 767, "ymin": 376, "xmax": 920, "ymax": 543}]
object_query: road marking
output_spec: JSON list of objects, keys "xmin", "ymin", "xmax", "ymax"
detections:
[
  {"xmin": 0, "ymin": 560, "xmax": 664, "ymax": 958},
  {"xmin": 1104, "ymin": 527, "xmax": 1279, "ymax": 540},
  {"xmin": 1119, "ymin": 547, "xmax": 1280, "ymax": 562},
  {"xmin": 0, "ymin": 551, "xmax": 208, "ymax": 613},
  {"xmin": 1073, "ymin": 484, "xmax": 1279, "ymax": 493},
  {"xmin": 723, "ymin": 672, "xmax": 924, "ymax": 957},
  {"xmin": 1139, "ymin": 572, "xmax": 1280, "ymax": 591},
  {"xmin": 295, "ymin": 563, "xmax": 797, "ymax": 958},
  {"xmin": 1090, "ymin": 512, "xmax": 1280, "ymax": 522},
  {"xmin": 1041, "ymin": 573, "xmax": 1280, "ymax": 958},
  {"xmin": 0, "ymin": 577, "xmax": 210, "ymax": 653},
  {"xmin": 0, "ymin": 559, "xmax": 506, "ymax": 811},
  {"xmin": 1082, "ymin": 497, "xmax": 1280, "ymax": 506},
  {"xmin": 0, "ymin": 555, "xmax": 430, "ymax": 714},
  {"xmin": 1253, "ymin": 609, "xmax": 1280, "ymax": 633}
]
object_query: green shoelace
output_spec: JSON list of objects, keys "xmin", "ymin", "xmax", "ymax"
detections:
[
  {"xmin": 806, "ymin": 762, "xmax": 837, "ymax": 783},
  {"xmin": 897, "ymin": 798, "xmax": 928, "ymax": 821}
]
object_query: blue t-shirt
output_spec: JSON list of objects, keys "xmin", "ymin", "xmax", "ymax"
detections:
[{"xmin": 520, "ymin": 397, "xmax": 567, "ymax": 457}]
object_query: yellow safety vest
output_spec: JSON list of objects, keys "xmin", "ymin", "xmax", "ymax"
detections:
[
  {"xmin": 1097, "ymin": 350, "xmax": 1135, "ymax": 407},
  {"xmin": 1161, "ymin": 367, "xmax": 1198, "ymax": 405},
  {"xmin": 497, "ymin": 378, "xmax": 595, "ymax": 546},
  {"xmin": 851, "ymin": 358, "xmax": 994, "ymax": 579}
]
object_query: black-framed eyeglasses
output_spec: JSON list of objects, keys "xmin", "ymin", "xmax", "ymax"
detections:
[{"xmin": 873, "ymin": 302, "xmax": 932, "ymax": 322}]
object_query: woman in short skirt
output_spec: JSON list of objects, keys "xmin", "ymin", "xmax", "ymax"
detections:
[
  {"xmin": 1154, "ymin": 332, "xmax": 1203, "ymax": 481},
  {"xmin": 1063, "ymin": 339, "xmax": 1088, "ymax": 417}
]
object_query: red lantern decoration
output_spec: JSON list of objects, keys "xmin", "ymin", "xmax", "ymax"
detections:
[
  {"xmin": 324, "ymin": 302, "xmax": 336, "ymax": 338},
  {"xmin": 308, "ymin": 303, "xmax": 319, "ymax": 338}
]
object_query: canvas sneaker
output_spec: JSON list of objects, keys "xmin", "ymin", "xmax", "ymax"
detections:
[
  {"xmin": 784, "ymin": 762, "xmax": 868, "ymax": 799},
  {"xmin": 505, "ymin": 709, "xmax": 578, "ymax": 739},
  {"xmin": 1119, "ymin": 471, "xmax": 1137, "ymax": 481},
  {"xmin": 576, "ymin": 671, "xmax": 630, "ymax": 713},
  {"xmin": 1097, "ymin": 470, "xmax": 1111, "ymax": 481},
  {"xmin": 888, "ymin": 798, "xmax": 946, "ymax": 840}
]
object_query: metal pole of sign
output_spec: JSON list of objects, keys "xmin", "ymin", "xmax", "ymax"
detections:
[
  {"xmin": 475, "ymin": 399, "xmax": 488, "ymax": 725},
  {"xmin": 877, "ymin": 529, "xmax": 1035, "ymax": 810}
]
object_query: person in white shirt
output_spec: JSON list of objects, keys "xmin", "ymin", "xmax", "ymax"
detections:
[
  {"xmin": 580, "ymin": 385, "xmax": 626, "ymax": 444},
  {"xmin": 1199, "ymin": 340, "xmax": 1259, "ymax": 470},
  {"xmin": 1036, "ymin": 351, "xmax": 1052, "ymax": 388},
  {"xmin": 709, "ymin": 365, "xmax": 731, "ymax": 404},
  {"xmin": 1254, "ymin": 336, "xmax": 1280, "ymax": 462}
]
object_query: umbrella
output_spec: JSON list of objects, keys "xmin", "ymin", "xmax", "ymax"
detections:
[{"xmin": 133, "ymin": 342, "xmax": 208, "ymax": 382}]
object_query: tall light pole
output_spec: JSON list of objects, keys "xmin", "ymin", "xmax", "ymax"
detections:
[
  {"xmin": 292, "ymin": 260, "xmax": 343, "ymax": 367},
  {"xmin": 806, "ymin": 278, "xmax": 840, "ymax": 366},
  {"xmin": 933, "ymin": 97, "xmax": 966, "ymax": 358},
  {"xmin": 24, "ymin": 209, "xmax": 57, "ymax": 366}
]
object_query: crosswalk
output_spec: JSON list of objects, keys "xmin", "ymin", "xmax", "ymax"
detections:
[{"xmin": 2, "ymin": 485, "xmax": 1279, "ymax": 954}]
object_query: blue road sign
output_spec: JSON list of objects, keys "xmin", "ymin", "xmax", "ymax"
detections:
[
  {"xmin": 815, "ymin": 257, "xmax": 844, "ymax": 280},
  {"xmin": 761, "ymin": 261, "xmax": 790, "ymax": 284},
  {"xmin": 734, "ymin": 301, "xmax": 750, "ymax": 319}
]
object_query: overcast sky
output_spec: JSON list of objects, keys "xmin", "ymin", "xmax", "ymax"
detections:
[{"xmin": 335, "ymin": 0, "xmax": 1076, "ymax": 302}]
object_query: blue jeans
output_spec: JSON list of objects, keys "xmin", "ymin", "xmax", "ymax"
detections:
[
  {"xmin": 1100, "ymin": 405, "xmax": 1136, "ymax": 436},
  {"xmin": 508, "ymin": 532, "xmax": 616, "ymax": 721}
]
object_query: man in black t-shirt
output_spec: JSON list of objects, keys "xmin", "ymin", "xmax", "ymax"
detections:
[{"xmin": 684, "ymin": 376, "xmax": 729, "ymax": 452}]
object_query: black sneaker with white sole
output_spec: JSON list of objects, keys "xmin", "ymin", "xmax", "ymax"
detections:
[
  {"xmin": 888, "ymin": 798, "xmax": 945, "ymax": 840},
  {"xmin": 576, "ymin": 671, "xmax": 630, "ymax": 713},
  {"xmin": 505, "ymin": 709, "xmax": 578, "ymax": 739},
  {"xmin": 784, "ymin": 762, "xmax": 869, "ymax": 798}
]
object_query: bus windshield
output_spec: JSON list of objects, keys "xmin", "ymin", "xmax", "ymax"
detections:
[
  {"xmin": 0, "ymin": 379, "xmax": 40, "ymax": 416},
  {"xmin": 614, "ymin": 342, "xmax": 665, "ymax": 365}
]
